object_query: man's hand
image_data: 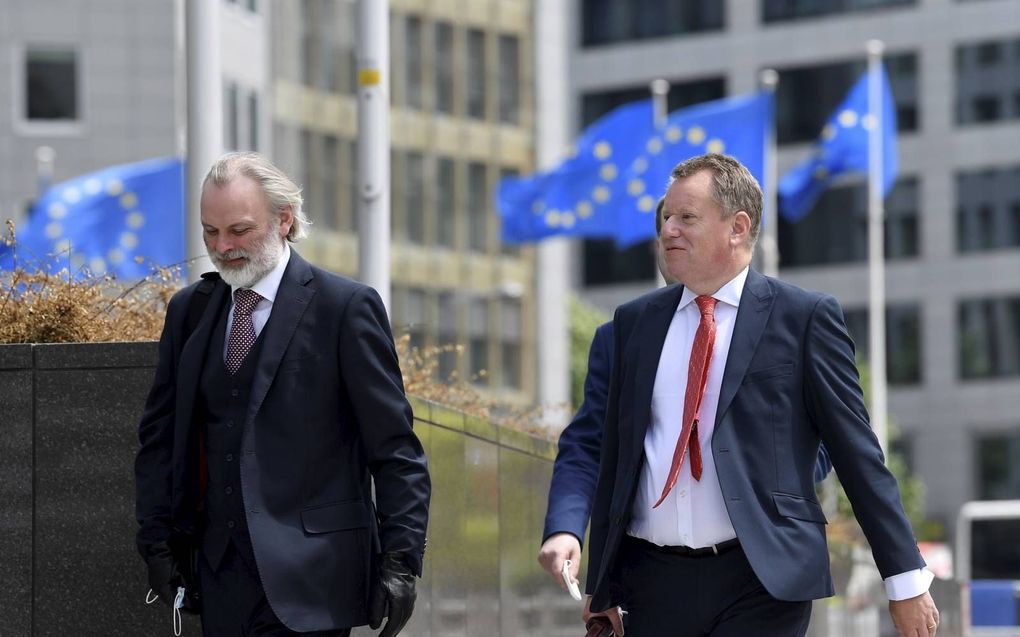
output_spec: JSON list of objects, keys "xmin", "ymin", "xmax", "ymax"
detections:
[
  {"xmin": 144, "ymin": 542, "xmax": 182, "ymax": 606},
  {"xmin": 889, "ymin": 591, "xmax": 939, "ymax": 636},
  {"xmin": 583, "ymin": 595, "xmax": 625, "ymax": 636},
  {"xmin": 369, "ymin": 552, "xmax": 417, "ymax": 637},
  {"xmin": 538, "ymin": 533, "xmax": 582, "ymax": 591}
]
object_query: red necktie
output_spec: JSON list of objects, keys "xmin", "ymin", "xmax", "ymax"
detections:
[{"xmin": 654, "ymin": 295, "xmax": 717, "ymax": 509}]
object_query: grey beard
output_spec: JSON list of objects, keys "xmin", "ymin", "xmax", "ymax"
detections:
[{"xmin": 210, "ymin": 233, "xmax": 284, "ymax": 289}]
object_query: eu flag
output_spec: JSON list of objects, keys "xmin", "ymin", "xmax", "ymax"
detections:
[
  {"xmin": 497, "ymin": 99, "xmax": 655, "ymax": 243},
  {"xmin": 779, "ymin": 64, "xmax": 898, "ymax": 221},
  {"xmin": 612, "ymin": 92, "xmax": 773, "ymax": 246},
  {"xmin": 1, "ymin": 157, "xmax": 185, "ymax": 278}
]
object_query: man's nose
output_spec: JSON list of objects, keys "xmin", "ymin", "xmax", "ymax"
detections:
[{"xmin": 212, "ymin": 235, "xmax": 233, "ymax": 254}]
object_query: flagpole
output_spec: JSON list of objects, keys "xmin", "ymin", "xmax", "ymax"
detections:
[
  {"xmin": 759, "ymin": 69, "xmax": 779, "ymax": 278},
  {"xmin": 651, "ymin": 79, "xmax": 669, "ymax": 288},
  {"xmin": 356, "ymin": 0, "xmax": 391, "ymax": 312},
  {"xmin": 866, "ymin": 39, "xmax": 888, "ymax": 454},
  {"xmin": 185, "ymin": 0, "xmax": 222, "ymax": 281}
]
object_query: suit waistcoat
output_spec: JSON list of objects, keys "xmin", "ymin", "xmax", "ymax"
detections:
[{"xmin": 198, "ymin": 300, "xmax": 265, "ymax": 571}]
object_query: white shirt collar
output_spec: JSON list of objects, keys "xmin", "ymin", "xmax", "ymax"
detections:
[
  {"xmin": 677, "ymin": 265, "xmax": 749, "ymax": 312},
  {"xmin": 231, "ymin": 242, "xmax": 291, "ymax": 303}
]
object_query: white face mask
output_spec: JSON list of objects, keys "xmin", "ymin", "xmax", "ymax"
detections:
[{"xmin": 207, "ymin": 218, "xmax": 284, "ymax": 289}]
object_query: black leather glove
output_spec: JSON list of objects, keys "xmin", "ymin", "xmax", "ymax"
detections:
[
  {"xmin": 145, "ymin": 542, "xmax": 183, "ymax": 606},
  {"xmin": 368, "ymin": 552, "xmax": 417, "ymax": 637}
]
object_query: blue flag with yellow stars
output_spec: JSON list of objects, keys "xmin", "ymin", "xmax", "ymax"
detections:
[
  {"xmin": 612, "ymin": 92, "xmax": 773, "ymax": 247},
  {"xmin": 779, "ymin": 64, "xmax": 898, "ymax": 222},
  {"xmin": 497, "ymin": 99, "xmax": 655, "ymax": 243},
  {"xmin": 1, "ymin": 157, "xmax": 185, "ymax": 278}
]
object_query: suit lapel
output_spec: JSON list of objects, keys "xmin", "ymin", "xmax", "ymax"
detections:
[
  {"xmin": 630, "ymin": 285, "xmax": 685, "ymax": 453},
  {"xmin": 714, "ymin": 269, "xmax": 774, "ymax": 429},
  {"xmin": 246, "ymin": 251, "xmax": 316, "ymax": 425}
]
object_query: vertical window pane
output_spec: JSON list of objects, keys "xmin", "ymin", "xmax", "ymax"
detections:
[
  {"xmin": 224, "ymin": 82, "xmax": 239, "ymax": 150},
  {"xmin": 467, "ymin": 163, "xmax": 488, "ymax": 252},
  {"xmin": 959, "ymin": 297, "xmax": 1020, "ymax": 379},
  {"xmin": 300, "ymin": 130, "xmax": 314, "ymax": 222},
  {"xmin": 436, "ymin": 292, "xmax": 458, "ymax": 382},
  {"xmin": 956, "ymin": 165, "xmax": 1020, "ymax": 253},
  {"xmin": 841, "ymin": 304, "xmax": 922, "ymax": 385},
  {"xmin": 26, "ymin": 48, "xmax": 77, "ymax": 120},
  {"xmin": 956, "ymin": 38, "xmax": 1020, "ymax": 126},
  {"xmin": 976, "ymin": 434, "xmax": 1020, "ymax": 500},
  {"xmin": 320, "ymin": 135, "xmax": 339, "ymax": 230},
  {"xmin": 469, "ymin": 297, "xmax": 490, "ymax": 384},
  {"xmin": 435, "ymin": 22, "xmax": 455, "ymax": 114},
  {"xmin": 405, "ymin": 16, "xmax": 423, "ymax": 109},
  {"xmin": 500, "ymin": 298, "xmax": 522, "ymax": 389},
  {"xmin": 466, "ymin": 29, "xmax": 487, "ymax": 119},
  {"xmin": 499, "ymin": 168, "xmax": 521, "ymax": 256},
  {"xmin": 404, "ymin": 152, "xmax": 425, "ymax": 244},
  {"xmin": 498, "ymin": 35, "xmax": 520, "ymax": 124},
  {"xmin": 435, "ymin": 158, "xmax": 456, "ymax": 248},
  {"xmin": 248, "ymin": 92, "xmax": 259, "ymax": 151}
]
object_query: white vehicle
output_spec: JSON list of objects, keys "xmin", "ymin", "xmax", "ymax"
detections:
[{"xmin": 956, "ymin": 500, "xmax": 1020, "ymax": 636}]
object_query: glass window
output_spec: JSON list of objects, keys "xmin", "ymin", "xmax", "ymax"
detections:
[
  {"xmin": 435, "ymin": 22, "xmax": 455, "ymax": 115},
  {"xmin": 581, "ymin": 0, "xmax": 724, "ymax": 47},
  {"xmin": 499, "ymin": 168, "xmax": 521, "ymax": 257},
  {"xmin": 405, "ymin": 16, "xmax": 423, "ymax": 110},
  {"xmin": 404, "ymin": 152, "xmax": 425, "ymax": 244},
  {"xmin": 580, "ymin": 78, "xmax": 726, "ymax": 286},
  {"xmin": 224, "ymin": 82, "xmax": 239, "ymax": 150},
  {"xmin": 976, "ymin": 434, "xmax": 1020, "ymax": 501},
  {"xmin": 775, "ymin": 53, "xmax": 918, "ymax": 144},
  {"xmin": 500, "ymin": 298, "xmax": 522, "ymax": 389},
  {"xmin": 958, "ymin": 296, "xmax": 1020, "ymax": 379},
  {"xmin": 466, "ymin": 29, "xmax": 487, "ymax": 120},
  {"xmin": 498, "ymin": 35, "xmax": 520, "ymax": 124},
  {"xmin": 437, "ymin": 292, "xmax": 458, "ymax": 381},
  {"xmin": 25, "ymin": 48, "xmax": 78, "ymax": 121},
  {"xmin": 435, "ymin": 158, "xmax": 456, "ymax": 248},
  {"xmin": 320, "ymin": 135, "xmax": 339, "ymax": 230},
  {"xmin": 300, "ymin": 0, "xmax": 316, "ymax": 86},
  {"xmin": 761, "ymin": 0, "xmax": 915, "ymax": 23},
  {"xmin": 347, "ymin": 141, "xmax": 359, "ymax": 233},
  {"xmin": 248, "ymin": 91, "xmax": 259, "ymax": 151},
  {"xmin": 300, "ymin": 130, "xmax": 314, "ymax": 222},
  {"xmin": 956, "ymin": 165, "xmax": 1020, "ymax": 253},
  {"xmin": 467, "ymin": 162, "xmax": 489, "ymax": 252},
  {"xmin": 469, "ymin": 297, "xmax": 490, "ymax": 384},
  {"xmin": 779, "ymin": 177, "xmax": 920, "ymax": 266},
  {"xmin": 843, "ymin": 304, "xmax": 923, "ymax": 385},
  {"xmin": 956, "ymin": 37, "xmax": 1020, "ymax": 125}
]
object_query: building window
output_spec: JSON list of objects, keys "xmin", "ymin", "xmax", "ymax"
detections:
[
  {"xmin": 841, "ymin": 304, "xmax": 923, "ymax": 385},
  {"xmin": 320, "ymin": 135, "xmax": 339, "ymax": 230},
  {"xmin": 581, "ymin": 0, "xmax": 724, "ymax": 47},
  {"xmin": 248, "ymin": 91, "xmax": 259, "ymax": 151},
  {"xmin": 403, "ymin": 152, "xmax": 425, "ymax": 244},
  {"xmin": 956, "ymin": 37, "xmax": 1020, "ymax": 125},
  {"xmin": 224, "ymin": 82, "xmax": 240, "ymax": 150},
  {"xmin": 435, "ymin": 157, "xmax": 456, "ymax": 248},
  {"xmin": 775, "ymin": 54, "xmax": 918, "ymax": 144},
  {"xmin": 437, "ymin": 292, "xmax": 458, "ymax": 381},
  {"xmin": 580, "ymin": 78, "xmax": 726, "ymax": 286},
  {"xmin": 779, "ymin": 177, "xmax": 920, "ymax": 266},
  {"xmin": 500, "ymin": 298, "xmax": 522, "ymax": 389},
  {"xmin": 976, "ymin": 434, "xmax": 1020, "ymax": 500},
  {"xmin": 957, "ymin": 165, "xmax": 1020, "ymax": 253},
  {"xmin": 959, "ymin": 296, "xmax": 1020, "ymax": 379},
  {"xmin": 469, "ymin": 297, "xmax": 490, "ymax": 385},
  {"xmin": 435, "ymin": 22, "xmax": 455, "ymax": 115},
  {"xmin": 498, "ymin": 35, "xmax": 520, "ymax": 124},
  {"xmin": 404, "ymin": 15, "xmax": 423, "ymax": 110},
  {"xmin": 299, "ymin": 130, "xmax": 314, "ymax": 222},
  {"xmin": 466, "ymin": 29, "xmax": 487, "ymax": 120},
  {"xmin": 339, "ymin": 139, "xmax": 357, "ymax": 232},
  {"xmin": 499, "ymin": 168, "xmax": 521, "ymax": 257},
  {"xmin": 347, "ymin": 141, "xmax": 360, "ymax": 233},
  {"xmin": 25, "ymin": 48, "xmax": 78, "ymax": 121},
  {"xmin": 467, "ymin": 162, "xmax": 488, "ymax": 252},
  {"xmin": 761, "ymin": 0, "xmax": 915, "ymax": 23}
]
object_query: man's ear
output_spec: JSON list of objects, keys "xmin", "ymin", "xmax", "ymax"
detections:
[
  {"xmin": 731, "ymin": 210, "xmax": 751, "ymax": 246},
  {"xmin": 278, "ymin": 206, "xmax": 294, "ymax": 238}
]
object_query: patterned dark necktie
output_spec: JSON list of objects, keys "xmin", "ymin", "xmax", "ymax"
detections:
[
  {"xmin": 225, "ymin": 288, "xmax": 262, "ymax": 374},
  {"xmin": 654, "ymin": 295, "xmax": 717, "ymax": 508}
]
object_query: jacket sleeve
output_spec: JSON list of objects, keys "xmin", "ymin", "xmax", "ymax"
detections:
[
  {"xmin": 804, "ymin": 294, "xmax": 924, "ymax": 578},
  {"xmin": 134, "ymin": 290, "xmax": 187, "ymax": 556},
  {"xmin": 542, "ymin": 322, "xmax": 613, "ymax": 545},
  {"xmin": 337, "ymin": 286, "xmax": 431, "ymax": 576}
]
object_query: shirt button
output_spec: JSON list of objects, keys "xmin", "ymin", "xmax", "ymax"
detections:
[
  {"xmin": 225, "ymin": 486, "xmax": 233, "ymax": 495},
  {"xmin": 227, "ymin": 520, "xmax": 236, "ymax": 529},
  {"xmin": 679, "ymin": 489, "xmax": 687, "ymax": 498},
  {"xmin": 226, "ymin": 454, "xmax": 233, "ymax": 462}
]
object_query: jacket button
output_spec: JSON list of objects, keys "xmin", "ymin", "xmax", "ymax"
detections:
[
  {"xmin": 226, "ymin": 454, "xmax": 233, "ymax": 462},
  {"xmin": 225, "ymin": 486, "xmax": 233, "ymax": 495},
  {"xmin": 231, "ymin": 389, "xmax": 239, "ymax": 397},
  {"xmin": 227, "ymin": 421, "xmax": 234, "ymax": 428},
  {"xmin": 227, "ymin": 520, "xmax": 236, "ymax": 529}
]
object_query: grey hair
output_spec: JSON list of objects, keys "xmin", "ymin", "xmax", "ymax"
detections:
[
  {"xmin": 670, "ymin": 153, "xmax": 762, "ymax": 247},
  {"xmin": 203, "ymin": 151, "xmax": 310, "ymax": 242}
]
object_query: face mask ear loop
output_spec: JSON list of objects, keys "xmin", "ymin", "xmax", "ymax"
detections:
[
  {"xmin": 145, "ymin": 589, "xmax": 160, "ymax": 605},
  {"xmin": 173, "ymin": 586, "xmax": 186, "ymax": 636}
]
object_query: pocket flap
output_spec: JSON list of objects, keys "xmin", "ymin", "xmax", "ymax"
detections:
[
  {"xmin": 743, "ymin": 363, "xmax": 794, "ymax": 384},
  {"xmin": 301, "ymin": 500, "xmax": 370, "ymax": 534},
  {"xmin": 772, "ymin": 492, "xmax": 827, "ymax": 524}
]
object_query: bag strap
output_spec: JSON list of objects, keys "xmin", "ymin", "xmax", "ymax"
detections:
[{"xmin": 185, "ymin": 272, "xmax": 220, "ymax": 338}]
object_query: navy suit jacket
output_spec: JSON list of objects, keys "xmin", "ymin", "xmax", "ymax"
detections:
[
  {"xmin": 585, "ymin": 270, "xmax": 923, "ymax": 610},
  {"xmin": 135, "ymin": 251, "xmax": 430, "ymax": 632},
  {"xmin": 543, "ymin": 319, "xmax": 832, "ymax": 546}
]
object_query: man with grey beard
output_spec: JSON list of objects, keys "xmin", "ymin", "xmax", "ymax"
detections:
[{"xmin": 135, "ymin": 152, "xmax": 430, "ymax": 636}]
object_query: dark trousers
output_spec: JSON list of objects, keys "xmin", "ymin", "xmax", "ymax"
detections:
[
  {"xmin": 198, "ymin": 541, "xmax": 351, "ymax": 637},
  {"xmin": 613, "ymin": 535, "xmax": 812, "ymax": 637}
]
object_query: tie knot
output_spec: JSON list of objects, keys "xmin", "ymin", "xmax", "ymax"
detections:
[
  {"xmin": 695, "ymin": 295, "xmax": 717, "ymax": 317},
  {"xmin": 234, "ymin": 289, "xmax": 262, "ymax": 315}
]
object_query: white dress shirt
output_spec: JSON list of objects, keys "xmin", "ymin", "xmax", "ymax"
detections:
[
  {"xmin": 223, "ymin": 243, "xmax": 291, "ymax": 359},
  {"xmin": 627, "ymin": 265, "xmax": 931, "ymax": 600}
]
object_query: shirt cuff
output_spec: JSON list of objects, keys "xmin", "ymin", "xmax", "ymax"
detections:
[{"xmin": 884, "ymin": 568, "xmax": 935, "ymax": 601}]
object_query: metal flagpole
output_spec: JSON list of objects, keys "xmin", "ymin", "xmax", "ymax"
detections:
[
  {"xmin": 185, "ymin": 0, "xmax": 222, "ymax": 281},
  {"xmin": 759, "ymin": 69, "xmax": 780, "ymax": 278},
  {"xmin": 651, "ymin": 79, "xmax": 669, "ymax": 288},
  {"xmin": 356, "ymin": 0, "xmax": 392, "ymax": 312},
  {"xmin": 866, "ymin": 39, "xmax": 888, "ymax": 454}
]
